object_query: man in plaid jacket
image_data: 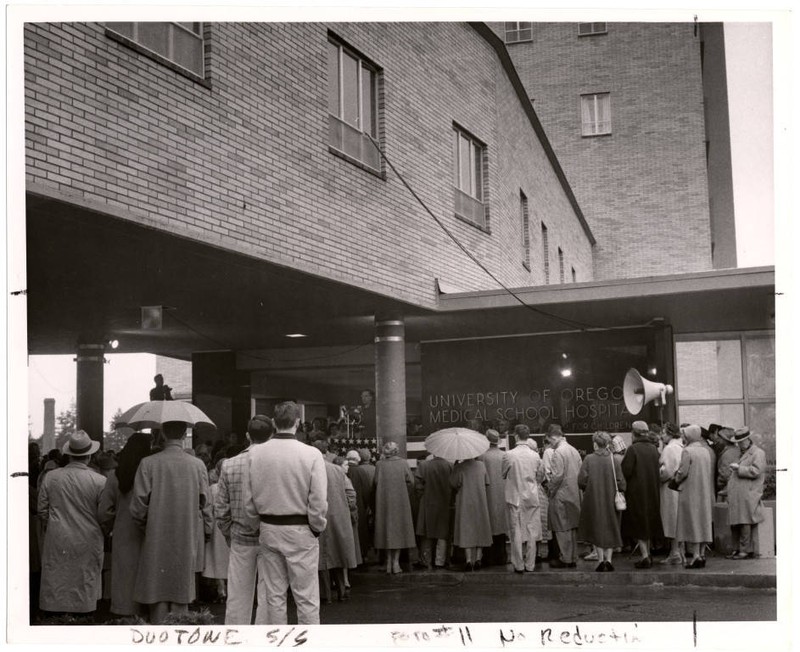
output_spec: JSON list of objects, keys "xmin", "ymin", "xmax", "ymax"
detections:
[{"xmin": 216, "ymin": 415, "xmax": 274, "ymax": 624}]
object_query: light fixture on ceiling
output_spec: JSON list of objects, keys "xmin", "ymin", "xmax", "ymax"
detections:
[
  {"xmin": 560, "ymin": 368, "xmax": 572, "ymax": 378},
  {"xmin": 285, "ymin": 333, "xmax": 307, "ymax": 339},
  {"xmin": 107, "ymin": 339, "xmax": 119, "ymax": 350}
]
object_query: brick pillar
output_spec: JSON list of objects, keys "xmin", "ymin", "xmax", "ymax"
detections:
[
  {"xmin": 76, "ymin": 342, "xmax": 105, "ymax": 448},
  {"xmin": 374, "ymin": 316, "xmax": 407, "ymax": 457}
]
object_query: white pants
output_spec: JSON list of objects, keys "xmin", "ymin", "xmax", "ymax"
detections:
[
  {"xmin": 257, "ymin": 523, "xmax": 320, "ymax": 625},
  {"xmin": 507, "ymin": 503, "xmax": 541, "ymax": 572},
  {"xmin": 225, "ymin": 541, "xmax": 268, "ymax": 625}
]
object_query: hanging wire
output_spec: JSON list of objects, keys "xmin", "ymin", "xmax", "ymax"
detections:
[{"xmin": 367, "ymin": 134, "xmax": 606, "ymax": 331}]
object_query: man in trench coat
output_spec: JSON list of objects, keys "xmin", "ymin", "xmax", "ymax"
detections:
[
  {"xmin": 546, "ymin": 425, "xmax": 582, "ymax": 567},
  {"xmin": 38, "ymin": 431, "xmax": 106, "ymax": 616},
  {"xmin": 130, "ymin": 420, "xmax": 212, "ymax": 624},
  {"xmin": 725, "ymin": 428, "xmax": 767, "ymax": 559}
]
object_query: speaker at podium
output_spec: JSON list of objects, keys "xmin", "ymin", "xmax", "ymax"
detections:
[{"xmin": 623, "ymin": 368, "xmax": 673, "ymax": 415}]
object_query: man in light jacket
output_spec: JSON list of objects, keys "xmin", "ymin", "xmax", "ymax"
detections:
[
  {"xmin": 546, "ymin": 424, "xmax": 582, "ymax": 568},
  {"xmin": 244, "ymin": 401, "xmax": 328, "ymax": 625},
  {"xmin": 502, "ymin": 424, "xmax": 544, "ymax": 573}
]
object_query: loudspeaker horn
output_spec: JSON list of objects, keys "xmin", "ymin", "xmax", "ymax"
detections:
[{"xmin": 623, "ymin": 368, "xmax": 674, "ymax": 415}]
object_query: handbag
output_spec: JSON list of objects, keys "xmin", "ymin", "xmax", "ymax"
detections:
[
  {"xmin": 667, "ymin": 476, "xmax": 682, "ymax": 491},
  {"xmin": 610, "ymin": 454, "xmax": 626, "ymax": 511}
]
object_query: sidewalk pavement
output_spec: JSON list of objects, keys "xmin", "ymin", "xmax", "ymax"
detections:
[{"xmin": 352, "ymin": 555, "xmax": 777, "ymax": 589}]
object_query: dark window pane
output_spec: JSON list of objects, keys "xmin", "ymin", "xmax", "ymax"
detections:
[
  {"xmin": 452, "ymin": 131, "xmax": 459, "ymax": 186},
  {"xmin": 327, "ymin": 41, "xmax": 340, "ymax": 116},
  {"xmin": 341, "ymin": 51, "xmax": 359, "ymax": 127},
  {"xmin": 473, "ymin": 144, "xmax": 483, "ymax": 200},
  {"xmin": 172, "ymin": 25, "xmax": 203, "ymax": 75},
  {"xmin": 518, "ymin": 29, "xmax": 532, "ymax": 41},
  {"xmin": 138, "ymin": 22, "xmax": 170, "ymax": 59}
]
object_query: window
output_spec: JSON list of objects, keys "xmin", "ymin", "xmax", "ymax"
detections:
[
  {"xmin": 328, "ymin": 38, "xmax": 381, "ymax": 172},
  {"xmin": 520, "ymin": 191, "xmax": 530, "ymax": 270},
  {"xmin": 571, "ymin": 266, "xmax": 577, "ymax": 283},
  {"xmin": 452, "ymin": 126, "xmax": 487, "ymax": 229},
  {"xmin": 558, "ymin": 247, "xmax": 565, "ymax": 283},
  {"xmin": 106, "ymin": 23, "xmax": 205, "ymax": 78},
  {"xmin": 578, "ymin": 22, "xmax": 608, "ymax": 36},
  {"xmin": 675, "ymin": 333, "xmax": 776, "ymax": 464},
  {"xmin": 505, "ymin": 22, "xmax": 532, "ymax": 44},
  {"xmin": 541, "ymin": 223, "xmax": 550, "ymax": 284},
  {"xmin": 580, "ymin": 92, "xmax": 611, "ymax": 136}
]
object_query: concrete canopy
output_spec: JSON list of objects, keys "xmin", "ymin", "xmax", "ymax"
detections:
[{"xmin": 26, "ymin": 193, "xmax": 774, "ymax": 363}]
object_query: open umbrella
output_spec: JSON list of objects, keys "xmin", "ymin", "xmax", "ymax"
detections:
[
  {"xmin": 424, "ymin": 427, "xmax": 489, "ymax": 462},
  {"xmin": 116, "ymin": 400, "xmax": 216, "ymax": 430}
]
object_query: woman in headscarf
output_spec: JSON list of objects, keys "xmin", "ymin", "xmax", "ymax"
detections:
[
  {"xmin": 372, "ymin": 441, "xmax": 416, "ymax": 574},
  {"xmin": 673, "ymin": 425, "xmax": 714, "ymax": 568},
  {"xmin": 347, "ymin": 449, "xmax": 375, "ymax": 565},
  {"xmin": 98, "ymin": 432, "xmax": 152, "ymax": 616},
  {"xmin": 577, "ymin": 432, "xmax": 625, "ymax": 572}
]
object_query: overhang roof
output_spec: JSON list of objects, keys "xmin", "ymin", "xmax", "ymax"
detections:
[{"xmin": 24, "ymin": 191, "xmax": 774, "ymax": 362}]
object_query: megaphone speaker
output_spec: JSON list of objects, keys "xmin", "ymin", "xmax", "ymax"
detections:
[{"xmin": 623, "ymin": 368, "xmax": 674, "ymax": 415}]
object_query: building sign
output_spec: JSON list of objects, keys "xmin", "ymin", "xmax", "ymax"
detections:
[{"xmin": 421, "ymin": 328, "xmax": 664, "ymax": 436}]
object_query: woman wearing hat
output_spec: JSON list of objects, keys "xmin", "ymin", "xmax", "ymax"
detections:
[
  {"xmin": 37, "ymin": 431, "xmax": 107, "ymax": 617},
  {"xmin": 672, "ymin": 425, "xmax": 714, "ymax": 568},
  {"xmin": 725, "ymin": 428, "xmax": 767, "ymax": 559},
  {"xmin": 658, "ymin": 422, "xmax": 684, "ymax": 564}
]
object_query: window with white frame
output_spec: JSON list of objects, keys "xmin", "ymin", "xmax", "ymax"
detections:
[
  {"xmin": 578, "ymin": 22, "xmax": 608, "ymax": 36},
  {"xmin": 327, "ymin": 37, "xmax": 381, "ymax": 172},
  {"xmin": 106, "ymin": 22, "xmax": 205, "ymax": 78},
  {"xmin": 452, "ymin": 126, "xmax": 487, "ymax": 229},
  {"xmin": 505, "ymin": 22, "xmax": 532, "ymax": 44},
  {"xmin": 520, "ymin": 191, "xmax": 530, "ymax": 269},
  {"xmin": 580, "ymin": 92, "xmax": 611, "ymax": 136}
]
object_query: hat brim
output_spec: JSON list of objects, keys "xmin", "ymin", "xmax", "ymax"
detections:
[{"xmin": 62, "ymin": 439, "xmax": 101, "ymax": 456}]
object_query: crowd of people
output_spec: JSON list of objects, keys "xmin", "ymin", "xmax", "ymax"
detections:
[{"xmin": 27, "ymin": 401, "xmax": 769, "ymax": 626}]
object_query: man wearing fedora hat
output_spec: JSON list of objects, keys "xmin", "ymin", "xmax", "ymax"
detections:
[
  {"xmin": 714, "ymin": 427, "xmax": 739, "ymax": 502},
  {"xmin": 725, "ymin": 428, "xmax": 767, "ymax": 560},
  {"xmin": 37, "ymin": 430, "xmax": 107, "ymax": 617}
]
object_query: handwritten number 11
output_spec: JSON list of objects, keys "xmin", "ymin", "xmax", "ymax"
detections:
[{"xmin": 459, "ymin": 626, "xmax": 473, "ymax": 646}]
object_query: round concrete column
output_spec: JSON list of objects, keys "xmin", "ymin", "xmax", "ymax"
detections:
[
  {"xmin": 76, "ymin": 342, "xmax": 105, "ymax": 448},
  {"xmin": 374, "ymin": 316, "xmax": 407, "ymax": 457}
]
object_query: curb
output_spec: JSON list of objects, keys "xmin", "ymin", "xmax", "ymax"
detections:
[{"xmin": 351, "ymin": 567, "xmax": 776, "ymax": 590}]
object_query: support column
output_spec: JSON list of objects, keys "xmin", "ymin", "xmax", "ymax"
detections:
[
  {"xmin": 192, "ymin": 351, "xmax": 250, "ymax": 446},
  {"xmin": 374, "ymin": 316, "xmax": 407, "ymax": 457},
  {"xmin": 76, "ymin": 342, "xmax": 105, "ymax": 448}
]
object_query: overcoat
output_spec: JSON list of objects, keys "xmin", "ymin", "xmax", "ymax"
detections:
[
  {"xmin": 373, "ymin": 456, "xmax": 416, "ymax": 549},
  {"xmin": 621, "ymin": 437, "xmax": 664, "ymax": 541},
  {"xmin": 577, "ymin": 450, "xmax": 625, "ymax": 548},
  {"xmin": 547, "ymin": 440, "xmax": 582, "ymax": 532},
  {"xmin": 203, "ymin": 482, "xmax": 230, "ymax": 579},
  {"xmin": 130, "ymin": 442, "xmax": 211, "ymax": 604},
  {"xmin": 415, "ymin": 456, "xmax": 453, "ymax": 540},
  {"xmin": 674, "ymin": 442, "xmax": 714, "ymax": 543},
  {"xmin": 658, "ymin": 438, "xmax": 683, "ymax": 538},
  {"xmin": 477, "ymin": 446, "xmax": 508, "ymax": 536},
  {"xmin": 98, "ymin": 470, "xmax": 145, "ymax": 615},
  {"xmin": 726, "ymin": 443, "xmax": 767, "ymax": 525},
  {"xmin": 319, "ymin": 462, "xmax": 358, "ymax": 570},
  {"xmin": 343, "ymin": 474, "xmax": 362, "ymax": 565},
  {"xmin": 38, "ymin": 462, "xmax": 106, "ymax": 613},
  {"xmin": 716, "ymin": 444, "xmax": 740, "ymax": 494},
  {"xmin": 450, "ymin": 459, "xmax": 492, "ymax": 548},
  {"xmin": 348, "ymin": 462, "xmax": 375, "ymax": 557}
]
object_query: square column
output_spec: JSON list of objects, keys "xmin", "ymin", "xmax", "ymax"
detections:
[{"xmin": 75, "ymin": 342, "xmax": 105, "ymax": 447}]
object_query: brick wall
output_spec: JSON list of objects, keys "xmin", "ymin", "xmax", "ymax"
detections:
[
  {"xmin": 493, "ymin": 22, "xmax": 713, "ymax": 280},
  {"xmin": 24, "ymin": 22, "xmax": 594, "ymax": 311}
]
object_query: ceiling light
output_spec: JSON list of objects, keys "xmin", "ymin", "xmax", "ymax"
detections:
[
  {"xmin": 107, "ymin": 339, "xmax": 119, "ymax": 349},
  {"xmin": 560, "ymin": 368, "xmax": 572, "ymax": 378},
  {"xmin": 285, "ymin": 333, "xmax": 307, "ymax": 338}
]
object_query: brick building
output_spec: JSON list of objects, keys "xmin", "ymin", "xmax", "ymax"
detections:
[
  {"xmin": 22, "ymin": 21, "xmax": 773, "ymax": 464},
  {"xmin": 492, "ymin": 21, "xmax": 736, "ymax": 280}
]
